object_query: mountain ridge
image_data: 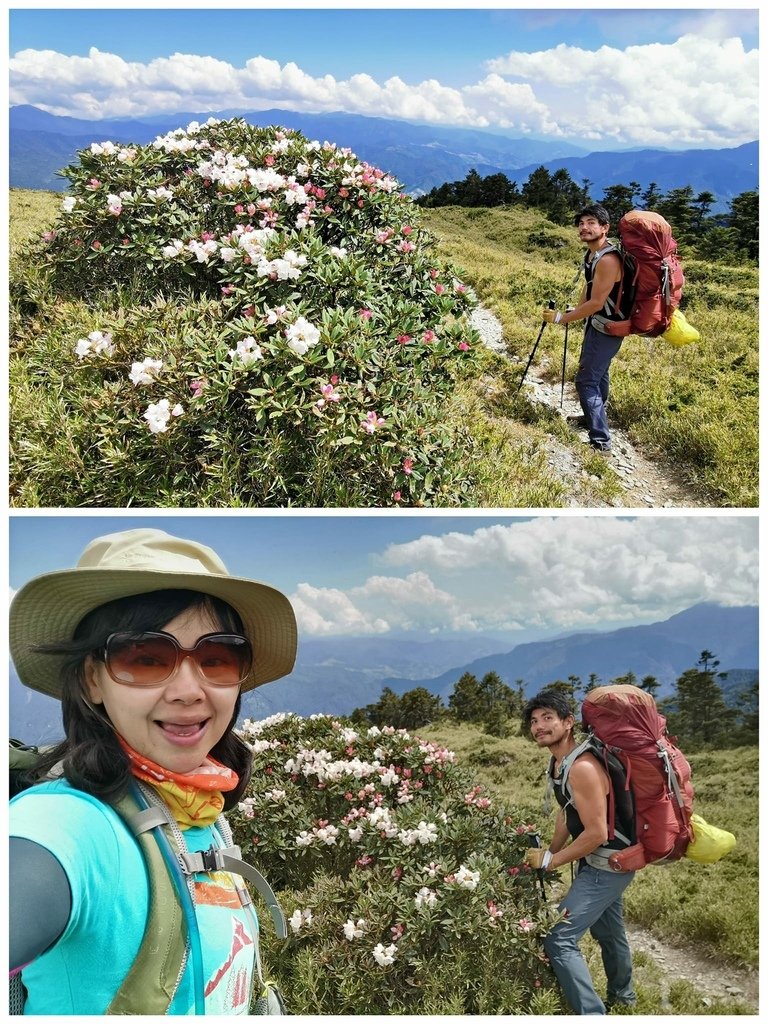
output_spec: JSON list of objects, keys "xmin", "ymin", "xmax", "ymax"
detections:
[{"xmin": 10, "ymin": 104, "xmax": 757, "ymax": 207}]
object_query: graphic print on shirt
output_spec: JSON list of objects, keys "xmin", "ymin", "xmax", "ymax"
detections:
[{"xmin": 204, "ymin": 916, "xmax": 255, "ymax": 1013}]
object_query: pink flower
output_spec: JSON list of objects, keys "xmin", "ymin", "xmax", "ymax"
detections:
[
  {"xmin": 356, "ymin": 855, "xmax": 374, "ymax": 869},
  {"xmin": 358, "ymin": 309, "xmax": 373, "ymax": 320},
  {"xmin": 458, "ymin": 341, "xmax": 470, "ymax": 351},
  {"xmin": 375, "ymin": 229, "xmax": 393, "ymax": 244},
  {"xmin": 430, "ymin": 268, "xmax": 439, "ymax": 279},
  {"xmin": 422, "ymin": 330, "xmax": 435, "ymax": 344},
  {"xmin": 435, "ymin": 284, "xmax": 445, "ymax": 295},
  {"xmin": 339, "ymin": 187, "xmax": 349, "ymax": 198},
  {"xmin": 200, "ymin": 231, "xmax": 216, "ymax": 242},
  {"xmin": 398, "ymin": 240, "xmax": 415, "ymax": 254},
  {"xmin": 247, "ymin": 203, "xmax": 256, "ymax": 216},
  {"xmin": 361, "ymin": 411, "xmax": 385, "ymax": 434},
  {"xmin": 221, "ymin": 284, "xmax": 235, "ymax": 297},
  {"xmin": 455, "ymin": 282, "xmax": 467, "ymax": 294},
  {"xmin": 190, "ymin": 378, "xmax": 206, "ymax": 399},
  {"xmin": 392, "ymin": 866, "xmax": 404, "ymax": 881},
  {"xmin": 91, "ymin": 240, "xmax": 102, "ymax": 250},
  {"xmin": 518, "ymin": 918, "xmax": 535, "ymax": 933},
  {"xmin": 318, "ymin": 382, "xmax": 341, "ymax": 404},
  {"xmin": 330, "ymin": 374, "xmax": 339, "ymax": 385},
  {"xmin": 264, "ymin": 155, "xmax": 275, "ymax": 166},
  {"xmin": 507, "ymin": 866, "xmax": 520, "ymax": 876},
  {"xmin": 85, "ymin": 178, "xmax": 101, "ymax": 190},
  {"xmin": 235, "ymin": 204, "xmax": 244, "ymax": 214},
  {"xmin": 397, "ymin": 334, "xmax": 412, "ymax": 345},
  {"xmin": 42, "ymin": 230, "xmax": 57, "ymax": 242},
  {"xmin": 393, "ymin": 491, "xmax": 402, "ymax": 503},
  {"xmin": 401, "ymin": 225, "xmax": 413, "ymax": 236},
  {"xmin": 390, "ymin": 923, "xmax": 405, "ymax": 941},
  {"xmin": 402, "ymin": 458, "xmax": 413, "ymax": 475},
  {"xmin": 357, "ymin": 199, "xmax": 365, "ymax": 208}
]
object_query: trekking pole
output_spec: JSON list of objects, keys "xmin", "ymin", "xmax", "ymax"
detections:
[
  {"xmin": 559, "ymin": 321, "xmax": 569, "ymax": 409},
  {"xmin": 516, "ymin": 300, "xmax": 555, "ymax": 395},
  {"xmin": 527, "ymin": 832, "xmax": 548, "ymax": 900}
]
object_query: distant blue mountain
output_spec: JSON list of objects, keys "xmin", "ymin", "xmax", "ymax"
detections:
[
  {"xmin": 507, "ymin": 142, "xmax": 758, "ymax": 211},
  {"xmin": 9, "ymin": 603, "xmax": 757, "ymax": 741},
  {"xmin": 9, "ymin": 104, "xmax": 585, "ymax": 195},
  {"xmin": 378, "ymin": 603, "xmax": 758, "ymax": 705},
  {"xmin": 10, "ymin": 104, "xmax": 756, "ymax": 208}
]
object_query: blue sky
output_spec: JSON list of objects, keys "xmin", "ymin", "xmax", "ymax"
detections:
[
  {"xmin": 9, "ymin": 515, "xmax": 759, "ymax": 641},
  {"xmin": 9, "ymin": 8, "xmax": 759, "ymax": 147}
]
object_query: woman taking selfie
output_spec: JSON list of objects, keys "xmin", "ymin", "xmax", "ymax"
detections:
[{"xmin": 9, "ymin": 528, "xmax": 297, "ymax": 1015}]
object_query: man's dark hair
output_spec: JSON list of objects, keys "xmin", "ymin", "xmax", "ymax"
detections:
[
  {"xmin": 574, "ymin": 204, "xmax": 610, "ymax": 227},
  {"xmin": 522, "ymin": 689, "xmax": 575, "ymax": 728}
]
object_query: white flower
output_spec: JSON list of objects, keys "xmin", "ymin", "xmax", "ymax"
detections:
[
  {"xmin": 285, "ymin": 317, "xmax": 321, "ymax": 356},
  {"xmin": 106, "ymin": 194, "xmax": 122, "ymax": 216},
  {"xmin": 347, "ymin": 826, "xmax": 363, "ymax": 843},
  {"xmin": 74, "ymin": 330, "xmax": 115, "ymax": 360},
  {"xmin": 117, "ymin": 148, "xmax": 136, "ymax": 163},
  {"xmin": 343, "ymin": 918, "xmax": 367, "ymax": 941},
  {"xmin": 380, "ymin": 767, "xmax": 398, "ymax": 787},
  {"xmin": 415, "ymin": 887, "xmax": 438, "ymax": 910},
  {"xmin": 455, "ymin": 865, "xmax": 481, "ymax": 890},
  {"xmin": 61, "ymin": 196, "xmax": 77, "ymax": 213},
  {"xmin": 143, "ymin": 399, "xmax": 175, "ymax": 434},
  {"xmin": 162, "ymin": 239, "xmax": 184, "ymax": 259},
  {"xmin": 147, "ymin": 186, "xmax": 174, "ymax": 202},
  {"xmin": 289, "ymin": 908, "xmax": 313, "ymax": 935},
  {"xmin": 228, "ymin": 336, "xmax": 263, "ymax": 367},
  {"xmin": 264, "ymin": 788, "xmax": 286, "ymax": 802},
  {"xmin": 90, "ymin": 140, "xmax": 116, "ymax": 156},
  {"xmin": 130, "ymin": 357, "xmax": 163, "ymax": 386},
  {"xmin": 171, "ymin": 403, "xmax": 184, "ymax": 417},
  {"xmin": 329, "ymin": 246, "xmax": 348, "ymax": 258},
  {"xmin": 295, "ymin": 831, "xmax": 313, "ymax": 848},
  {"xmin": 265, "ymin": 305, "xmax": 288, "ymax": 325},
  {"xmin": 372, "ymin": 943, "xmax": 397, "ymax": 967}
]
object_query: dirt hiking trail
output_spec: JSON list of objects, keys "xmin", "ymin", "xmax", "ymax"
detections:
[{"xmin": 470, "ymin": 307, "xmax": 710, "ymax": 509}]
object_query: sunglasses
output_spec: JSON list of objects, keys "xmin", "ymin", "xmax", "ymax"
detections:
[{"xmin": 100, "ymin": 631, "xmax": 252, "ymax": 687}]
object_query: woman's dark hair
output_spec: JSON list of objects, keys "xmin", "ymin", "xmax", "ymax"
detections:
[
  {"xmin": 522, "ymin": 689, "xmax": 576, "ymax": 729},
  {"xmin": 574, "ymin": 204, "xmax": 610, "ymax": 227},
  {"xmin": 29, "ymin": 589, "xmax": 253, "ymax": 808}
]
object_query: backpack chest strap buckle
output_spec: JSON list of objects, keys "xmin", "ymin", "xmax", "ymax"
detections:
[{"xmin": 179, "ymin": 843, "xmax": 243, "ymax": 874}]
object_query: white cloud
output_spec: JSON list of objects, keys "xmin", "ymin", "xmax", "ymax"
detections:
[
  {"xmin": 9, "ymin": 33, "xmax": 758, "ymax": 146},
  {"xmin": 379, "ymin": 518, "xmax": 758, "ymax": 631},
  {"xmin": 486, "ymin": 34, "xmax": 758, "ymax": 146},
  {"xmin": 288, "ymin": 518, "xmax": 757, "ymax": 638}
]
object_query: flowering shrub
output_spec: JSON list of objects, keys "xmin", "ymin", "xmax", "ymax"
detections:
[
  {"xmin": 231, "ymin": 713, "xmax": 563, "ymax": 1014},
  {"xmin": 13, "ymin": 118, "xmax": 483, "ymax": 507}
]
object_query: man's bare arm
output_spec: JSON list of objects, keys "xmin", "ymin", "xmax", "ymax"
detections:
[
  {"xmin": 559, "ymin": 253, "xmax": 621, "ymax": 325},
  {"xmin": 548, "ymin": 758, "xmax": 609, "ymax": 869}
]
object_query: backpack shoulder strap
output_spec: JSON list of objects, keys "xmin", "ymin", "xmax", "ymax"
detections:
[{"xmin": 107, "ymin": 790, "xmax": 189, "ymax": 1015}]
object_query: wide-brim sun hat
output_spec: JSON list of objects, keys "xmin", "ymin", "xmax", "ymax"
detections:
[{"xmin": 10, "ymin": 528, "xmax": 297, "ymax": 698}]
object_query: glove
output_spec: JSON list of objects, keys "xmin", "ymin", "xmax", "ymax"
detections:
[
  {"xmin": 524, "ymin": 848, "xmax": 553, "ymax": 870},
  {"xmin": 541, "ymin": 308, "xmax": 562, "ymax": 324}
]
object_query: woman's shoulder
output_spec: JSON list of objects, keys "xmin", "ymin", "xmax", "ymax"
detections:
[{"xmin": 11, "ymin": 779, "xmax": 134, "ymax": 845}]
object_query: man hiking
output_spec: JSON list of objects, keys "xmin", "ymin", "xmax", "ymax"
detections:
[
  {"xmin": 522, "ymin": 690, "xmax": 636, "ymax": 1015},
  {"xmin": 539, "ymin": 205, "xmax": 624, "ymax": 453}
]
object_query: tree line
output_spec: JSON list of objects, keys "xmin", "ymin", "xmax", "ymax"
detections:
[
  {"xmin": 350, "ymin": 651, "xmax": 758, "ymax": 750},
  {"xmin": 416, "ymin": 166, "xmax": 758, "ymax": 263}
]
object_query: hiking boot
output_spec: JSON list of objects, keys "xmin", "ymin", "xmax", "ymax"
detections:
[
  {"xmin": 588, "ymin": 441, "xmax": 612, "ymax": 456},
  {"xmin": 566, "ymin": 414, "xmax": 589, "ymax": 429}
]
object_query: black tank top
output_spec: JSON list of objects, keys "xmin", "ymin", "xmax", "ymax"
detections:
[
  {"xmin": 549, "ymin": 750, "xmax": 634, "ymax": 852},
  {"xmin": 585, "ymin": 246, "xmax": 623, "ymax": 323}
]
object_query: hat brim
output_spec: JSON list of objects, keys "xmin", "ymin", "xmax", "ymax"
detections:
[{"xmin": 10, "ymin": 566, "xmax": 297, "ymax": 699}]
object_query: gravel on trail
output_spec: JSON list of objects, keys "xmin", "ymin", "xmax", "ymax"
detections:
[{"xmin": 469, "ymin": 306, "xmax": 709, "ymax": 509}]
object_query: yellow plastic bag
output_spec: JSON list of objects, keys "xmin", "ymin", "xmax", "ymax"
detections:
[
  {"xmin": 662, "ymin": 308, "xmax": 700, "ymax": 347},
  {"xmin": 684, "ymin": 813, "xmax": 736, "ymax": 864}
]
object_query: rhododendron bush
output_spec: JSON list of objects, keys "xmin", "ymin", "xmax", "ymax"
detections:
[
  {"xmin": 230, "ymin": 713, "xmax": 562, "ymax": 1014},
  {"xmin": 12, "ymin": 118, "xmax": 483, "ymax": 507}
]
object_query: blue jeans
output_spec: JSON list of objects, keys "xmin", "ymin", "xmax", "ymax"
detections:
[
  {"xmin": 575, "ymin": 324, "xmax": 623, "ymax": 449},
  {"xmin": 543, "ymin": 864, "xmax": 636, "ymax": 1015}
]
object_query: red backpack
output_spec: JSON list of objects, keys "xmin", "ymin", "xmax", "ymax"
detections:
[
  {"xmin": 581, "ymin": 684, "xmax": 694, "ymax": 871},
  {"xmin": 599, "ymin": 210, "xmax": 685, "ymax": 339}
]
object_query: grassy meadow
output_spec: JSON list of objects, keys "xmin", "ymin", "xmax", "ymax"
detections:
[
  {"xmin": 420, "ymin": 721, "xmax": 758, "ymax": 974},
  {"xmin": 9, "ymin": 190, "xmax": 757, "ymax": 507},
  {"xmin": 422, "ymin": 206, "xmax": 758, "ymax": 507}
]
